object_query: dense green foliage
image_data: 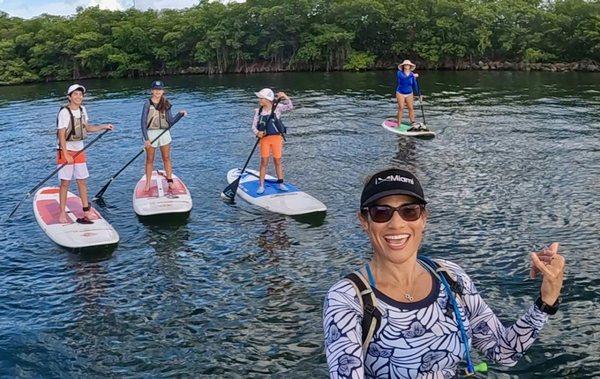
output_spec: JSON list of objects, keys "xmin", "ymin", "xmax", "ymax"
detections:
[{"xmin": 0, "ymin": 0, "xmax": 598, "ymax": 84}]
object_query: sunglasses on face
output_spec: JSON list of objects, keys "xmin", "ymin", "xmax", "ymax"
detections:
[{"xmin": 362, "ymin": 203, "xmax": 425, "ymax": 223}]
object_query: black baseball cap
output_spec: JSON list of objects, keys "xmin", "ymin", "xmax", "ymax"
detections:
[
  {"xmin": 360, "ymin": 168, "xmax": 426, "ymax": 208},
  {"xmin": 151, "ymin": 80, "xmax": 165, "ymax": 89}
]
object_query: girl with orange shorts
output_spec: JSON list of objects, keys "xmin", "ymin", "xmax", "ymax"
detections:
[{"xmin": 251, "ymin": 88, "xmax": 293, "ymax": 194}]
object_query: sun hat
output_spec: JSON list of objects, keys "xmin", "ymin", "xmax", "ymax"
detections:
[
  {"xmin": 399, "ymin": 59, "xmax": 416, "ymax": 71},
  {"xmin": 255, "ymin": 88, "xmax": 275, "ymax": 102},
  {"xmin": 67, "ymin": 84, "xmax": 86, "ymax": 96},
  {"xmin": 360, "ymin": 168, "xmax": 426, "ymax": 208}
]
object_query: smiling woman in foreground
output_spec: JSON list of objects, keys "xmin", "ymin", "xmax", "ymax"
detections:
[{"xmin": 323, "ymin": 168, "xmax": 565, "ymax": 378}]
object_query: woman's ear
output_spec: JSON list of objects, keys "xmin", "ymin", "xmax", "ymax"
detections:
[{"xmin": 358, "ymin": 210, "xmax": 369, "ymax": 232}]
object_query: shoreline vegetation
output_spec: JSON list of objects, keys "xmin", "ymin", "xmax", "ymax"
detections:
[{"xmin": 1, "ymin": 0, "xmax": 599, "ymax": 86}]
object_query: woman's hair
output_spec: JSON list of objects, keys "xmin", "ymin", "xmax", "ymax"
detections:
[{"xmin": 153, "ymin": 95, "xmax": 171, "ymax": 112}]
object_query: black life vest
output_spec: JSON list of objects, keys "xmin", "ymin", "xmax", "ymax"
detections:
[{"xmin": 256, "ymin": 106, "xmax": 286, "ymax": 136}]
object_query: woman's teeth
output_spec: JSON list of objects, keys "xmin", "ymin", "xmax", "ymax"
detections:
[{"xmin": 384, "ymin": 234, "xmax": 410, "ymax": 247}]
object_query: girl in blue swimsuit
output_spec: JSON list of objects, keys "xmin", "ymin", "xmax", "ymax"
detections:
[{"xmin": 396, "ymin": 60, "xmax": 422, "ymax": 130}]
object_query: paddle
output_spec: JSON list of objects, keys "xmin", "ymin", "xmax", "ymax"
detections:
[
  {"xmin": 5, "ymin": 129, "xmax": 110, "ymax": 220},
  {"xmin": 92, "ymin": 123, "xmax": 176, "ymax": 201},
  {"xmin": 416, "ymin": 78, "xmax": 427, "ymax": 126},
  {"xmin": 221, "ymin": 99, "xmax": 280, "ymax": 203}
]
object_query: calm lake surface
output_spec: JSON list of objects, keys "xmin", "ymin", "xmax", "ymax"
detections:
[{"xmin": 0, "ymin": 71, "xmax": 598, "ymax": 377}]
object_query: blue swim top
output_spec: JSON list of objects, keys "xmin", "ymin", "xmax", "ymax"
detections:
[{"xmin": 396, "ymin": 70, "xmax": 419, "ymax": 95}]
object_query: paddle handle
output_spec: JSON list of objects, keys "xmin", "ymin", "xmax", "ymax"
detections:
[{"xmin": 6, "ymin": 129, "xmax": 110, "ymax": 220}]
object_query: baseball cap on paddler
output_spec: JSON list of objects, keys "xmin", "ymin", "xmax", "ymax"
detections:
[
  {"xmin": 151, "ymin": 80, "xmax": 165, "ymax": 89},
  {"xmin": 67, "ymin": 84, "xmax": 86, "ymax": 96},
  {"xmin": 360, "ymin": 168, "xmax": 426, "ymax": 208}
]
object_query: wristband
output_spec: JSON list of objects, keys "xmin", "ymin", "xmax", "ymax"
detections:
[{"xmin": 535, "ymin": 296, "xmax": 560, "ymax": 315}]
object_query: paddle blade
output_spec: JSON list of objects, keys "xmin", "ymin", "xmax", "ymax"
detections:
[{"xmin": 221, "ymin": 178, "xmax": 240, "ymax": 203}]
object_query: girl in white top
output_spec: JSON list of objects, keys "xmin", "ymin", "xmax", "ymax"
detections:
[{"xmin": 56, "ymin": 84, "xmax": 114, "ymax": 224}]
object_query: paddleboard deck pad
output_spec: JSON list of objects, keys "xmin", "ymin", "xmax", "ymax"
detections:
[
  {"xmin": 33, "ymin": 187, "xmax": 119, "ymax": 248},
  {"xmin": 133, "ymin": 171, "xmax": 192, "ymax": 216},
  {"xmin": 382, "ymin": 119, "xmax": 436, "ymax": 138},
  {"xmin": 226, "ymin": 168, "xmax": 326, "ymax": 215}
]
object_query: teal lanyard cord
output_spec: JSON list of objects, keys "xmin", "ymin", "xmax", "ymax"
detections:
[
  {"xmin": 367, "ymin": 259, "xmax": 477, "ymax": 375},
  {"xmin": 418, "ymin": 257, "xmax": 476, "ymax": 375},
  {"xmin": 436, "ymin": 269, "xmax": 476, "ymax": 374},
  {"xmin": 365, "ymin": 264, "xmax": 376, "ymax": 287}
]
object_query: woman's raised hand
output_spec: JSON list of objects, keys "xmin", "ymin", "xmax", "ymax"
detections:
[{"xmin": 530, "ymin": 242, "xmax": 565, "ymax": 305}]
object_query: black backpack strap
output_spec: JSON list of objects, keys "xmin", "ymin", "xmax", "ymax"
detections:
[{"xmin": 345, "ymin": 271, "xmax": 382, "ymax": 356}]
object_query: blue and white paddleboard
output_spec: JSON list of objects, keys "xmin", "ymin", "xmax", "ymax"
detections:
[{"xmin": 226, "ymin": 168, "xmax": 326, "ymax": 215}]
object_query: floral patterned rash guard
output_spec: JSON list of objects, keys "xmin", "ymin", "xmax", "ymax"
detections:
[{"xmin": 323, "ymin": 260, "xmax": 549, "ymax": 378}]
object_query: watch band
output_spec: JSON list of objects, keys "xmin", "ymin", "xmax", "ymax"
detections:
[{"xmin": 535, "ymin": 296, "xmax": 560, "ymax": 315}]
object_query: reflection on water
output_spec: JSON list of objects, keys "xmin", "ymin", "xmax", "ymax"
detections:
[{"xmin": 0, "ymin": 71, "xmax": 598, "ymax": 377}]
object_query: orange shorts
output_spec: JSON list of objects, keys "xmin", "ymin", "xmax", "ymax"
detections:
[
  {"xmin": 56, "ymin": 150, "xmax": 86, "ymax": 164},
  {"xmin": 259, "ymin": 135, "xmax": 284, "ymax": 159}
]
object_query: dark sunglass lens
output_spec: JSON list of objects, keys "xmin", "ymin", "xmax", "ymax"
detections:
[
  {"xmin": 369, "ymin": 206, "xmax": 393, "ymax": 222},
  {"xmin": 399, "ymin": 204, "xmax": 422, "ymax": 221}
]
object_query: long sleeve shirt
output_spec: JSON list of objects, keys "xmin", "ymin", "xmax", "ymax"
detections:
[
  {"xmin": 323, "ymin": 259, "xmax": 549, "ymax": 378},
  {"xmin": 396, "ymin": 71, "xmax": 419, "ymax": 95}
]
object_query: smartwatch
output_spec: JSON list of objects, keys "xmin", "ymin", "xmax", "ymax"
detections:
[{"xmin": 535, "ymin": 296, "xmax": 560, "ymax": 315}]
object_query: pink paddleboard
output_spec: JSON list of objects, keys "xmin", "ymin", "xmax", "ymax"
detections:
[
  {"xmin": 132, "ymin": 171, "xmax": 192, "ymax": 216},
  {"xmin": 33, "ymin": 187, "xmax": 119, "ymax": 248}
]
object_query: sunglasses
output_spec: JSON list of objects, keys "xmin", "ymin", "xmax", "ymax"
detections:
[{"xmin": 362, "ymin": 203, "xmax": 425, "ymax": 223}]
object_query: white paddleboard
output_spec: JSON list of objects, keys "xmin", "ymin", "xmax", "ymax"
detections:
[
  {"xmin": 226, "ymin": 168, "xmax": 326, "ymax": 215},
  {"xmin": 133, "ymin": 171, "xmax": 192, "ymax": 216},
  {"xmin": 382, "ymin": 119, "xmax": 436, "ymax": 138},
  {"xmin": 33, "ymin": 187, "xmax": 119, "ymax": 248}
]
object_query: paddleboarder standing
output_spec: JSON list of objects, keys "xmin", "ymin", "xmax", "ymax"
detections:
[
  {"xmin": 396, "ymin": 60, "xmax": 425, "ymax": 131},
  {"xmin": 57, "ymin": 84, "xmax": 114, "ymax": 224},
  {"xmin": 252, "ymin": 88, "xmax": 293, "ymax": 195},
  {"xmin": 140, "ymin": 80, "xmax": 187, "ymax": 193}
]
